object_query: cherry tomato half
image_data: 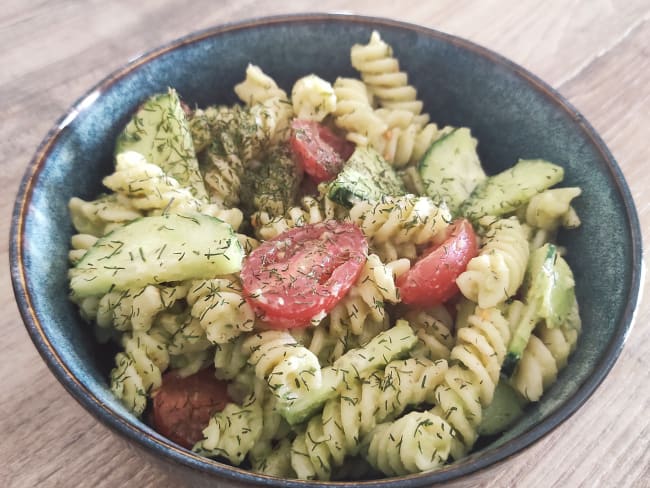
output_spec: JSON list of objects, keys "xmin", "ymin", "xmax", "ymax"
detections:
[
  {"xmin": 397, "ymin": 219, "xmax": 478, "ymax": 307},
  {"xmin": 290, "ymin": 119, "xmax": 354, "ymax": 183},
  {"xmin": 152, "ymin": 368, "xmax": 229, "ymax": 449},
  {"xmin": 241, "ymin": 221, "xmax": 368, "ymax": 328}
]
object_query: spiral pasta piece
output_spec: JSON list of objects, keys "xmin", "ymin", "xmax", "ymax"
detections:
[
  {"xmin": 213, "ymin": 336, "xmax": 250, "ymax": 380},
  {"xmin": 291, "ymin": 74, "xmax": 336, "ymax": 122},
  {"xmin": 456, "ymin": 217, "xmax": 530, "ymax": 308},
  {"xmin": 363, "ymin": 411, "xmax": 453, "ymax": 476},
  {"xmin": 103, "ymin": 151, "xmax": 199, "ymax": 211},
  {"xmin": 371, "ymin": 109, "xmax": 453, "ymax": 168},
  {"xmin": 332, "ymin": 77, "xmax": 388, "ymax": 146},
  {"xmin": 186, "ymin": 277, "xmax": 255, "ymax": 344},
  {"xmin": 93, "ymin": 283, "xmax": 189, "ymax": 333},
  {"xmin": 351, "ymin": 31, "xmax": 428, "ymax": 126},
  {"xmin": 152, "ymin": 310, "xmax": 215, "ymax": 378},
  {"xmin": 68, "ymin": 193, "xmax": 142, "ymax": 237},
  {"xmin": 511, "ymin": 306, "xmax": 581, "ymax": 402},
  {"xmin": 523, "ymin": 187, "xmax": 582, "ymax": 231},
  {"xmin": 243, "ymin": 331, "xmax": 323, "ymax": 403},
  {"xmin": 402, "ymin": 305, "xmax": 455, "ymax": 361},
  {"xmin": 251, "ymin": 196, "xmax": 328, "ymax": 241},
  {"xmin": 327, "ymin": 254, "xmax": 409, "ymax": 360},
  {"xmin": 291, "ymin": 357, "xmax": 448, "ymax": 480},
  {"xmin": 109, "ymin": 327, "xmax": 170, "ymax": 415},
  {"xmin": 348, "ymin": 195, "xmax": 451, "ymax": 261},
  {"xmin": 196, "ymin": 391, "xmax": 264, "ymax": 465},
  {"xmin": 234, "ymin": 64, "xmax": 293, "ymax": 143},
  {"xmin": 431, "ymin": 306, "xmax": 511, "ymax": 459},
  {"xmin": 68, "ymin": 233, "xmax": 98, "ymax": 264},
  {"xmin": 197, "ymin": 377, "xmax": 289, "ymax": 466}
]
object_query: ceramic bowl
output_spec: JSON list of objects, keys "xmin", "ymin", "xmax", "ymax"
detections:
[{"xmin": 10, "ymin": 13, "xmax": 643, "ymax": 487}]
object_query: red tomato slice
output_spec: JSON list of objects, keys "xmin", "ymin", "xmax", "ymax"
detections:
[
  {"xmin": 397, "ymin": 219, "xmax": 478, "ymax": 307},
  {"xmin": 241, "ymin": 221, "xmax": 368, "ymax": 328},
  {"xmin": 152, "ymin": 368, "xmax": 229, "ymax": 449},
  {"xmin": 290, "ymin": 119, "xmax": 354, "ymax": 183}
]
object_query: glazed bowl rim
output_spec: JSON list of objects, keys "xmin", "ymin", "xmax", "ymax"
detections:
[{"xmin": 10, "ymin": 12, "xmax": 643, "ymax": 487}]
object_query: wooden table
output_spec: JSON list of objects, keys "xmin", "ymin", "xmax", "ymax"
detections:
[{"xmin": 2, "ymin": 1, "xmax": 649, "ymax": 487}]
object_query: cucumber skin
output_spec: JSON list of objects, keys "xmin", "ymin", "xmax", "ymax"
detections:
[
  {"xmin": 418, "ymin": 127, "xmax": 486, "ymax": 214},
  {"xmin": 460, "ymin": 159, "xmax": 564, "ymax": 221},
  {"xmin": 279, "ymin": 320, "xmax": 417, "ymax": 425},
  {"xmin": 328, "ymin": 147, "xmax": 405, "ymax": 207},
  {"xmin": 70, "ymin": 214, "xmax": 243, "ymax": 298},
  {"xmin": 479, "ymin": 382, "xmax": 526, "ymax": 436},
  {"xmin": 115, "ymin": 89, "xmax": 207, "ymax": 201}
]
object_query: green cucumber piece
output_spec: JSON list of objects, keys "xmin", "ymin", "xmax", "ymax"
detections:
[
  {"xmin": 479, "ymin": 382, "xmax": 526, "ymax": 435},
  {"xmin": 460, "ymin": 159, "xmax": 564, "ymax": 221},
  {"xmin": 279, "ymin": 320, "xmax": 418, "ymax": 425},
  {"xmin": 502, "ymin": 243, "xmax": 579, "ymax": 377},
  {"xmin": 418, "ymin": 127, "xmax": 486, "ymax": 214},
  {"xmin": 115, "ymin": 89, "xmax": 207, "ymax": 200},
  {"xmin": 70, "ymin": 213, "xmax": 243, "ymax": 298},
  {"xmin": 328, "ymin": 146, "xmax": 405, "ymax": 207}
]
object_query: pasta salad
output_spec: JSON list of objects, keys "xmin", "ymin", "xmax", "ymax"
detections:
[{"xmin": 67, "ymin": 31, "xmax": 582, "ymax": 480}]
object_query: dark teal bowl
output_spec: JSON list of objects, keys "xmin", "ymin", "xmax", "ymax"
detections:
[{"xmin": 10, "ymin": 13, "xmax": 642, "ymax": 487}]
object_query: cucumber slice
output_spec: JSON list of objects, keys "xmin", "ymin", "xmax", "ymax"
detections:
[
  {"xmin": 70, "ymin": 213, "xmax": 244, "ymax": 298},
  {"xmin": 115, "ymin": 89, "xmax": 207, "ymax": 200},
  {"xmin": 418, "ymin": 127, "xmax": 486, "ymax": 214},
  {"xmin": 479, "ymin": 382, "xmax": 526, "ymax": 436},
  {"xmin": 460, "ymin": 159, "xmax": 564, "ymax": 221},
  {"xmin": 279, "ymin": 320, "xmax": 418, "ymax": 425},
  {"xmin": 502, "ymin": 243, "xmax": 579, "ymax": 377},
  {"xmin": 328, "ymin": 146, "xmax": 405, "ymax": 207}
]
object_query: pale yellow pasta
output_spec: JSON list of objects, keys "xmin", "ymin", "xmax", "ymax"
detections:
[
  {"xmin": 213, "ymin": 336, "xmax": 250, "ymax": 380},
  {"xmin": 523, "ymin": 187, "xmax": 582, "ymax": 231},
  {"xmin": 332, "ymin": 77, "xmax": 388, "ymax": 146},
  {"xmin": 150, "ymin": 308, "xmax": 215, "ymax": 377},
  {"xmin": 327, "ymin": 254, "xmax": 407, "ymax": 359},
  {"xmin": 68, "ymin": 233, "xmax": 98, "ymax": 264},
  {"xmin": 110, "ymin": 327, "xmax": 170, "ymax": 415},
  {"xmin": 291, "ymin": 357, "xmax": 448, "ymax": 480},
  {"xmin": 430, "ymin": 306, "xmax": 511, "ymax": 459},
  {"xmin": 234, "ymin": 64, "xmax": 293, "ymax": 142},
  {"xmin": 456, "ymin": 217, "xmax": 530, "ymax": 308},
  {"xmin": 251, "ymin": 196, "xmax": 327, "ymax": 241},
  {"xmin": 363, "ymin": 411, "xmax": 453, "ymax": 476},
  {"xmin": 94, "ymin": 283, "xmax": 188, "ymax": 333},
  {"xmin": 243, "ymin": 331, "xmax": 323, "ymax": 403},
  {"xmin": 402, "ymin": 305, "xmax": 455, "ymax": 361},
  {"xmin": 186, "ymin": 277, "xmax": 255, "ymax": 344},
  {"xmin": 351, "ymin": 31, "xmax": 428, "ymax": 127},
  {"xmin": 197, "ymin": 392, "xmax": 264, "ymax": 464},
  {"xmin": 291, "ymin": 74, "xmax": 336, "ymax": 121},
  {"xmin": 510, "ymin": 304, "xmax": 581, "ymax": 401},
  {"xmin": 371, "ymin": 109, "xmax": 453, "ymax": 168},
  {"xmin": 69, "ymin": 193, "xmax": 142, "ymax": 237},
  {"xmin": 348, "ymin": 195, "xmax": 451, "ymax": 261}
]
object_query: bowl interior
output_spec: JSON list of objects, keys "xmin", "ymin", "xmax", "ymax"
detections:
[{"xmin": 13, "ymin": 15, "xmax": 641, "ymax": 486}]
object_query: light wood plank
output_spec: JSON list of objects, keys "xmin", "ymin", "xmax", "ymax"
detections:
[{"xmin": 2, "ymin": 1, "xmax": 649, "ymax": 487}]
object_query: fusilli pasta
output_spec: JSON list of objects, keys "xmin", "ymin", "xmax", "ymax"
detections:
[
  {"xmin": 456, "ymin": 217, "xmax": 530, "ymax": 308},
  {"xmin": 348, "ymin": 195, "xmax": 451, "ymax": 261}
]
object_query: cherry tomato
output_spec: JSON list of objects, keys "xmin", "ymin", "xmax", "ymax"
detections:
[
  {"xmin": 241, "ymin": 221, "xmax": 368, "ymax": 328},
  {"xmin": 397, "ymin": 219, "xmax": 478, "ymax": 307},
  {"xmin": 152, "ymin": 368, "xmax": 229, "ymax": 449},
  {"xmin": 290, "ymin": 119, "xmax": 354, "ymax": 183}
]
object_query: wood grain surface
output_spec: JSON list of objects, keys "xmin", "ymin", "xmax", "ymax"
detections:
[{"xmin": 2, "ymin": 1, "xmax": 649, "ymax": 487}]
